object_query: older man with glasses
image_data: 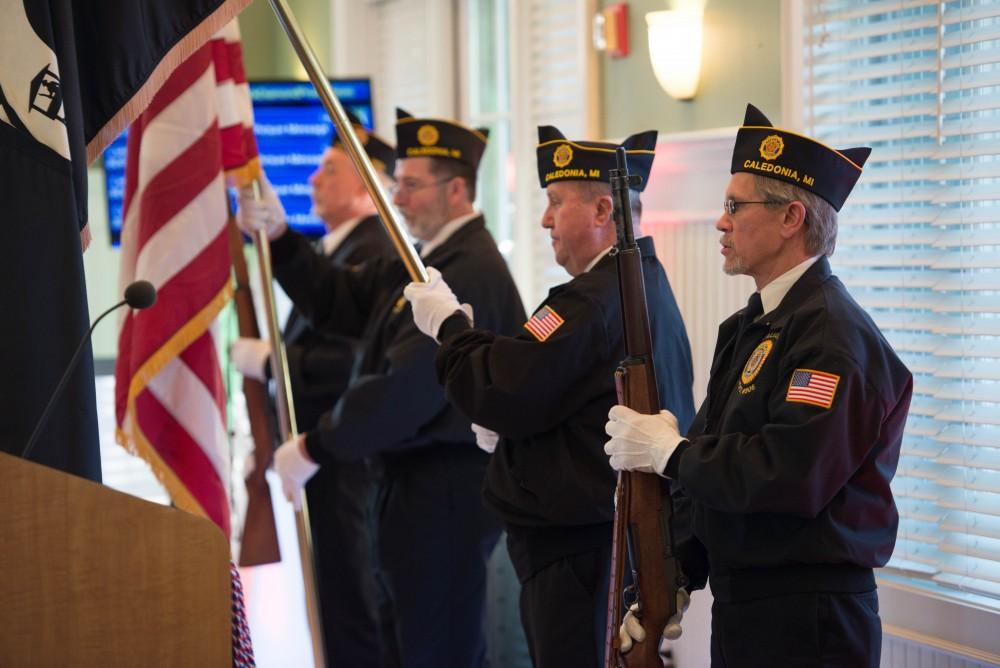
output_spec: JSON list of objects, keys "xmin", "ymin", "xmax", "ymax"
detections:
[
  {"xmin": 235, "ymin": 109, "xmax": 525, "ymax": 667},
  {"xmin": 605, "ymin": 104, "xmax": 913, "ymax": 668}
]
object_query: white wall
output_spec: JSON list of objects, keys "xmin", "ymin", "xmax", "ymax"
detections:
[{"xmin": 83, "ymin": 165, "xmax": 123, "ymax": 361}]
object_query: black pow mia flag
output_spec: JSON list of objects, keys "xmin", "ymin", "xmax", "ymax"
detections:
[{"xmin": 0, "ymin": 0, "xmax": 247, "ymax": 481}]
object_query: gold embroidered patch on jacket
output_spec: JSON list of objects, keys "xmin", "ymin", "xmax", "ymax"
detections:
[{"xmin": 741, "ymin": 339, "xmax": 774, "ymax": 386}]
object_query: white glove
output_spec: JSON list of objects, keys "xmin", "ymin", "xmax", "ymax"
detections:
[
  {"xmin": 604, "ymin": 406, "xmax": 684, "ymax": 475},
  {"xmin": 236, "ymin": 173, "xmax": 288, "ymax": 240},
  {"xmin": 618, "ymin": 589, "xmax": 690, "ymax": 653},
  {"xmin": 471, "ymin": 423, "xmax": 499, "ymax": 454},
  {"xmin": 402, "ymin": 266, "xmax": 473, "ymax": 340},
  {"xmin": 273, "ymin": 435, "xmax": 320, "ymax": 510},
  {"xmin": 230, "ymin": 337, "xmax": 271, "ymax": 381}
]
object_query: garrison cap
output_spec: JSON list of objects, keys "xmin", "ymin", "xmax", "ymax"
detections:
[
  {"xmin": 535, "ymin": 126, "xmax": 657, "ymax": 191},
  {"xmin": 731, "ymin": 103, "xmax": 871, "ymax": 211},
  {"xmin": 395, "ymin": 108, "xmax": 489, "ymax": 171},
  {"xmin": 331, "ymin": 110, "xmax": 396, "ymax": 179}
]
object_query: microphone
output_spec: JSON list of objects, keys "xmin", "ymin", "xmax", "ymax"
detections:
[
  {"xmin": 21, "ymin": 280, "xmax": 158, "ymax": 460},
  {"xmin": 124, "ymin": 280, "xmax": 157, "ymax": 309}
]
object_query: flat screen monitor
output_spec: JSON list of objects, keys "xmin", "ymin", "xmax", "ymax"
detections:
[{"xmin": 102, "ymin": 78, "xmax": 374, "ymax": 244}]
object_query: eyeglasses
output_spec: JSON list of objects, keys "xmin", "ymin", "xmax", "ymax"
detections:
[
  {"xmin": 723, "ymin": 199, "xmax": 787, "ymax": 216},
  {"xmin": 390, "ymin": 177, "xmax": 452, "ymax": 197}
]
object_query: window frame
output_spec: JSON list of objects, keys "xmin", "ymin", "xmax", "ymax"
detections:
[{"xmin": 785, "ymin": 1, "xmax": 1000, "ymax": 660}]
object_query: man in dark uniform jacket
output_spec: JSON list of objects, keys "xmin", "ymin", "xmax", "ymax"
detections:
[
  {"xmin": 403, "ymin": 126, "xmax": 695, "ymax": 668},
  {"xmin": 607, "ymin": 104, "xmax": 913, "ymax": 668},
  {"xmin": 236, "ymin": 109, "xmax": 525, "ymax": 668},
  {"xmin": 232, "ymin": 126, "xmax": 396, "ymax": 667}
]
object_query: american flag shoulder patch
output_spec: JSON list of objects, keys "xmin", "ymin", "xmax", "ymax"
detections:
[
  {"xmin": 523, "ymin": 305, "xmax": 565, "ymax": 341},
  {"xmin": 785, "ymin": 368, "xmax": 840, "ymax": 409}
]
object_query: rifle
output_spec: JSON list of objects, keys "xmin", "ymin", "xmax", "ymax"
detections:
[
  {"xmin": 227, "ymin": 217, "xmax": 281, "ymax": 567},
  {"xmin": 605, "ymin": 148, "xmax": 687, "ymax": 668}
]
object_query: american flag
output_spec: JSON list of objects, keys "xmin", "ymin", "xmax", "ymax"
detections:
[
  {"xmin": 115, "ymin": 22, "xmax": 259, "ymax": 667},
  {"xmin": 524, "ymin": 305, "xmax": 565, "ymax": 341},
  {"xmin": 786, "ymin": 369, "xmax": 840, "ymax": 409},
  {"xmin": 115, "ymin": 25, "xmax": 251, "ymax": 540}
]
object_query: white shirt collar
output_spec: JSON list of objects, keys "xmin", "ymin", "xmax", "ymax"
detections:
[
  {"xmin": 582, "ymin": 245, "xmax": 615, "ymax": 274},
  {"xmin": 419, "ymin": 211, "xmax": 480, "ymax": 258},
  {"xmin": 320, "ymin": 215, "xmax": 367, "ymax": 256},
  {"xmin": 757, "ymin": 255, "xmax": 821, "ymax": 317}
]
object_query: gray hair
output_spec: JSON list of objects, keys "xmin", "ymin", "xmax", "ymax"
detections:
[{"xmin": 752, "ymin": 174, "xmax": 838, "ymax": 256}]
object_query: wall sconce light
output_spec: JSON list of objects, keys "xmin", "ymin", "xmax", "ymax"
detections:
[{"xmin": 646, "ymin": 9, "xmax": 703, "ymax": 100}]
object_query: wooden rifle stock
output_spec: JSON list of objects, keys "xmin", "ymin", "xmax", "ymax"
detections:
[
  {"xmin": 604, "ymin": 149, "xmax": 686, "ymax": 668},
  {"xmin": 227, "ymin": 217, "xmax": 281, "ymax": 567}
]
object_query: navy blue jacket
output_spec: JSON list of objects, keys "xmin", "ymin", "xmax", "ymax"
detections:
[
  {"xmin": 270, "ymin": 215, "xmax": 525, "ymax": 462},
  {"xmin": 436, "ymin": 236, "xmax": 695, "ymax": 580},
  {"xmin": 668, "ymin": 257, "xmax": 912, "ymax": 601}
]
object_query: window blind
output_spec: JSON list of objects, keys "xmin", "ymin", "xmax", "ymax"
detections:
[
  {"xmin": 371, "ymin": 0, "xmax": 453, "ymax": 132},
  {"xmin": 803, "ymin": 0, "xmax": 1000, "ymax": 600},
  {"xmin": 465, "ymin": 0, "xmax": 514, "ymax": 251},
  {"xmin": 509, "ymin": 0, "xmax": 597, "ymax": 307}
]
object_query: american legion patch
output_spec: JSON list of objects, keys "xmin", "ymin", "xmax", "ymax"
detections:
[
  {"xmin": 523, "ymin": 305, "xmax": 564, "ymax": 342},
  {"xmin": 741, "ymin": 339, "xmax": 774, "ymax": 387},
  {"xmin": 786, "ymin": 368, "xmax": 840, "ymax": 409}
]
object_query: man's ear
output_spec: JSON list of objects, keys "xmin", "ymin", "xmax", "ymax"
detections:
[
  {"xmin": 780, "ymin": 200, "xmax": 808, "ymax": 240},
  {"xmin": 445, "ymin": 175, "xmax": 466, "ymax": 203},
  {"xmin": 595, "ymin": 194, "xmax": 614, "ymax": 227}
]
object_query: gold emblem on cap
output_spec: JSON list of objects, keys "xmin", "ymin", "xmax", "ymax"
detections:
[
  {"xmin": 417, "ymin": 124, "xmax": 439, "ymax": 146},
  {"xmin": 553, "ymin": 143, "xmax": 573, "ymax": 168},
  {"xmin": 759, "ymin": 135, "xmax": 784, "ymax": 161},
  {"xmin": 741, "ymin": 339, "xmax": 774, "ymax": 386}
]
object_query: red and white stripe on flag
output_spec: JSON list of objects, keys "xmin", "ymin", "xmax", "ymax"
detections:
[
  {"xmin": 785, "ymin": 368, "xmax": 840, "ymax": 409},
  {"xmin": 523, "ymin": 305, "xmax": 565, "ymax": 342},
  {"xmin": 115, "ymin": 29, "xmax": 240, "ymax": 539},
  {"xmin": 212, "ymin": 20, "xmax": 261, "ymax": 186}
]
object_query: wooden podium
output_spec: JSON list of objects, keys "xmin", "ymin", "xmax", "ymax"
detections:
[{"xmin": 0, "ymin": 452, "xmax": 232, "ymax": 666}]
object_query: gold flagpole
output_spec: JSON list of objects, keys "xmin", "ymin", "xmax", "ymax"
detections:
[
  {"xmin": 250, "ymin": 182, "xmax": 326, "ymax": 668},
  {"xmin": 266, "ymin": 0, "xmax": 429, "ymax": 284},
  {"xmin": 259, "ymin": 3, "xmax": 431, "ymax": 663}
]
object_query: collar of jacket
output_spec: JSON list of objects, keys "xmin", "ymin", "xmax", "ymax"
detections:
[
  {"xmin": 316, "ymin": 213, "xmax": 382, "ymax": 256},
  {"xmin": 637, "ymin": 235, "xmax": 657, "ymax": 258},
  {"xmin": 539, "ymin": 236, "xmax": 659, "ymax": 308},
  {"xmin": 713, "ymin": 255, "xmax": 833, "ymax": 361},
  {"xmin": 757, "ymin": 255, "xmax": 832, "ymax": 327},
  {"xmin": 420, "ymin": 214, "xmax": 487, "ymax": 265},
  {"xmin": 595, "ymin": 235, "xmax": 658, "ymax": 272}
]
